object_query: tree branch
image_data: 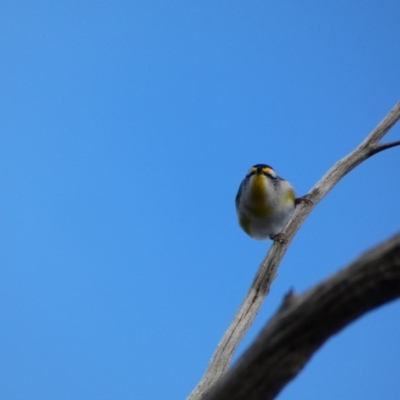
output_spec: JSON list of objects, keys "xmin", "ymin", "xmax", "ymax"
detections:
[
  {"xmin": 369, "ymin": 140, "xmax": 400, "ymax": 156},
  {"xmin": 187, "ymin": 101, "xmax": 400, "ymax": 400},
  {"xmin": 202, "ymin": 232, "xmax": 400, "ymax": 400}
]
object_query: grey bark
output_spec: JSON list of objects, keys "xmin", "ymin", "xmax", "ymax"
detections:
[
  {"xmin": 202, "ymin": 232, "xmax": 400, "ymax": 400},
  {"xmin": 188, "ymin": 102, "xmax": 400, "ymax": 400}
]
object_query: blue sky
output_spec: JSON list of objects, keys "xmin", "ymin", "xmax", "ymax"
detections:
[{"xmin": 1, "ymin": 2, "xmax": 400, "ymax": 399}]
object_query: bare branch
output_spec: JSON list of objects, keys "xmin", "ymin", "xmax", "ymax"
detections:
[
  {"xmin": 369, "ymin": 140, "xmax": 400, "ymax": 156},
  {"xmin": 202, "ymin": 232, "xmax": 400, "ymax": 400},
  {"xmin": 187, "ymin": 101, "xmax": 400, "ymax": 400}
]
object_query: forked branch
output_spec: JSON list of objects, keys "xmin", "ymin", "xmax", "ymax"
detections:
[{"xmin": 188, "ymin": 102, "xmax": 400, "ymax": 400}]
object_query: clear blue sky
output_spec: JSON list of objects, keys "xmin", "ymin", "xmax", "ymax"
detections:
[{"xmin": 1, "ymin": 2, "xmax": 400, "ymax": 399}]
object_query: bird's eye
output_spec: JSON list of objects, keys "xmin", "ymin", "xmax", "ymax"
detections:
[
  {"xmin": 264, "ymin": 168, "xmax": 277, "ymax": 178},
  {"xmin": 262, "ymin": 167, "xmax": 271, "ymax": 175},
  {"xmin": 249, "ymin": 166, "xmax": 257, "ymax": 174}
]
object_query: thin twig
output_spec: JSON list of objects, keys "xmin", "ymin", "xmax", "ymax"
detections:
[
  {"xmin": 187, "ymin": 101, "xmax": 400, "ymax": 400},
  {"xmin": 369, "ymin": 140, "xmax": 400, "ymax": 156}
]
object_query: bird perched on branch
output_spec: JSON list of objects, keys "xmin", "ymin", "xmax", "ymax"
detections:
[{"xmin": 235, "ymin": 164, "xmax": 311, "ymax": 243}]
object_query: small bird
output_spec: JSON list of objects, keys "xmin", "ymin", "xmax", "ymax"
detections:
[{"xmin": 235, "ymin": 164, "xmax": 310, "ymax": 242}]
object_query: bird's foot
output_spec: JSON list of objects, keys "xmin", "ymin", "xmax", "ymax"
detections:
[
  {"xmin": 271, "ymin": 233, "xmax": 288, "ymax": 244},
  {"xmin": 295, "ymin": 194, "xmax": 313, "ymax": 206}
]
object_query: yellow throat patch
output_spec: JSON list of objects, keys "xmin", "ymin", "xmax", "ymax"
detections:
[{"xmin": 250, "ymin": 175, "xmax": 271, "ymax": 216}]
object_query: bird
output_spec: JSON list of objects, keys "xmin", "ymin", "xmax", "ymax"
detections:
[{"xmin": 235, "ymin": 164, "xmax": 311, "ymax": 243}]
